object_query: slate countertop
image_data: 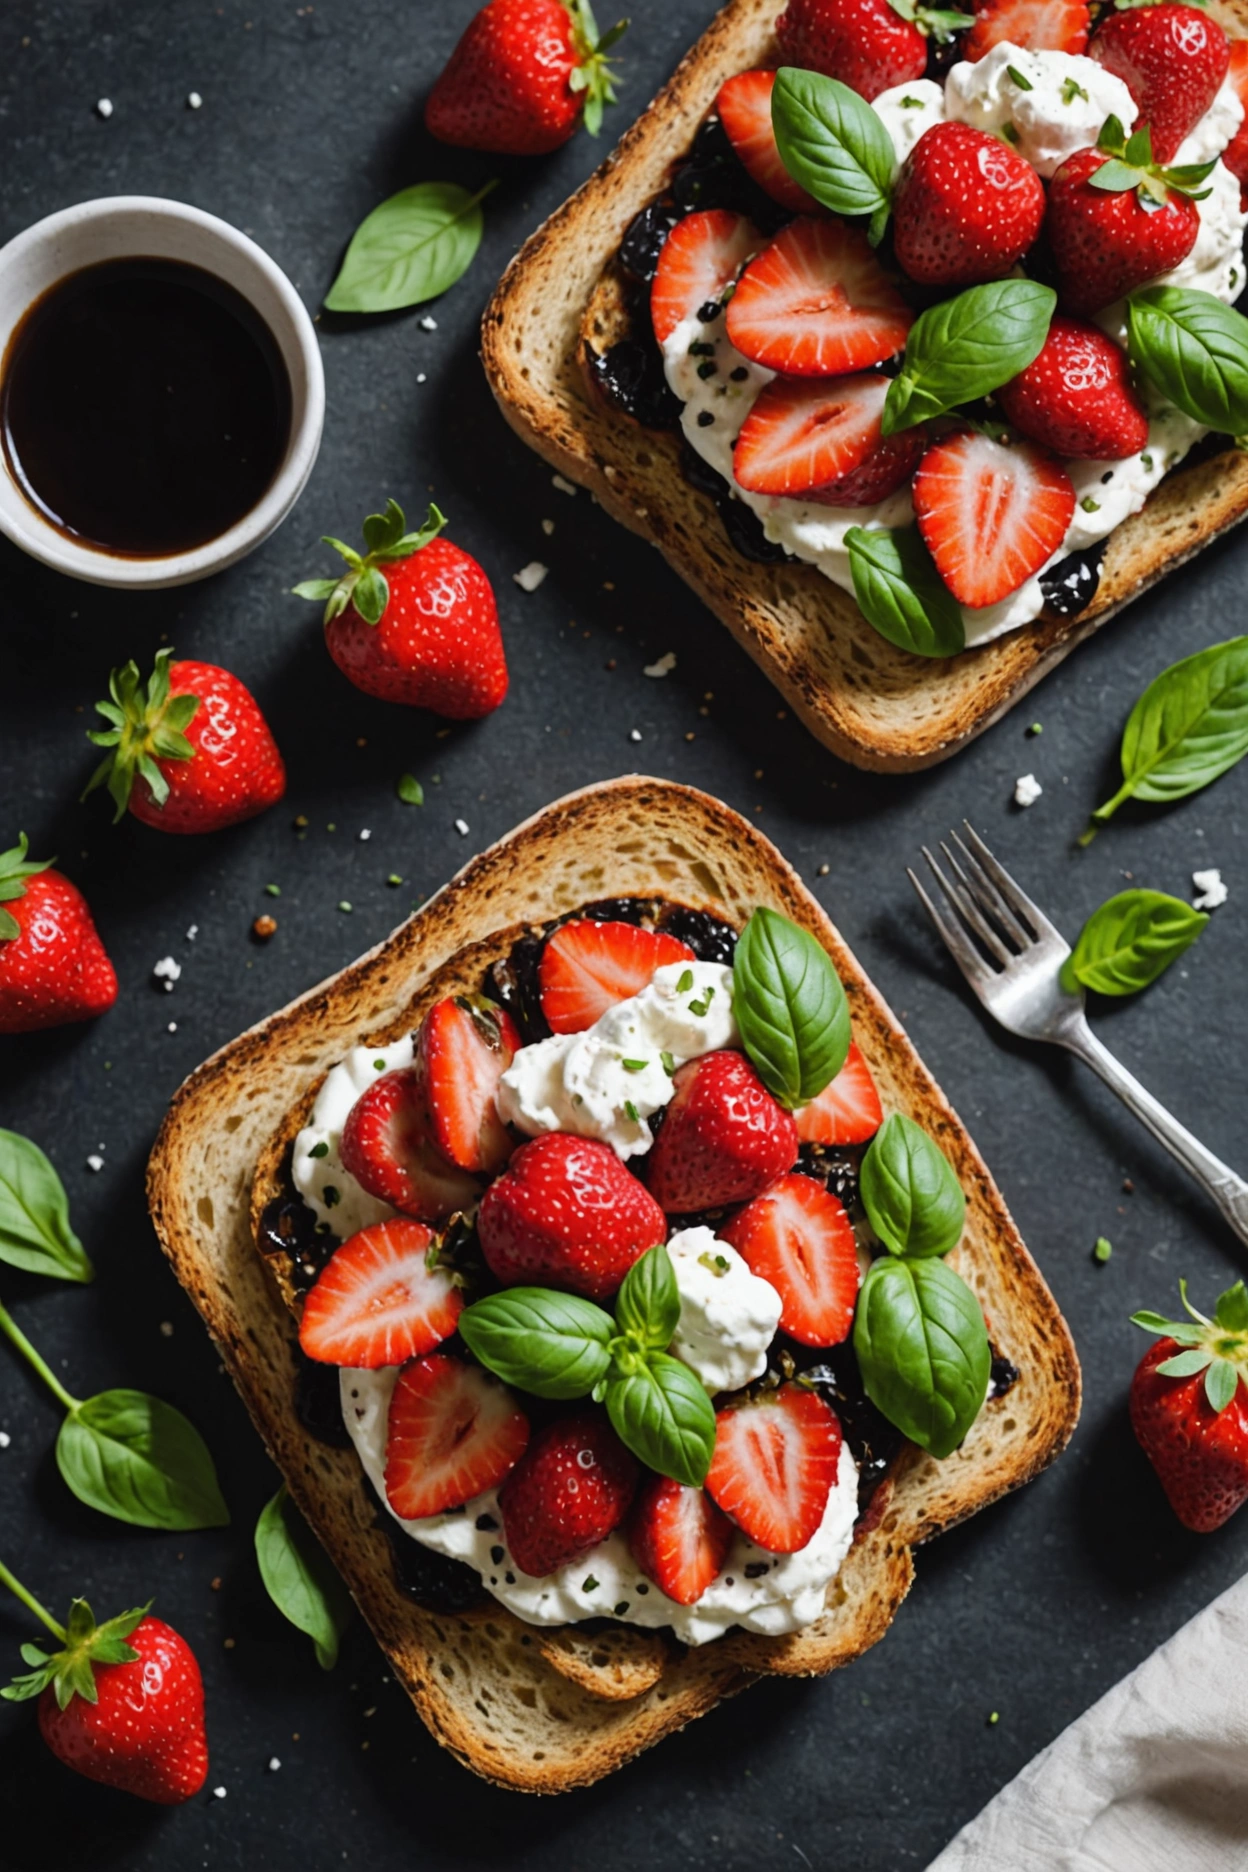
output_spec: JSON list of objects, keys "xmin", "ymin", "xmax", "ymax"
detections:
[{"xmin": 1, "ymin": 3, "xmax": 1246, "ymax": 1868}]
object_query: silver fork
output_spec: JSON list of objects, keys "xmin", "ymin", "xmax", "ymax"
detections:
[{"xmin": 909, "ymin": 823, "xmax": 1248, "ymax": 1250}]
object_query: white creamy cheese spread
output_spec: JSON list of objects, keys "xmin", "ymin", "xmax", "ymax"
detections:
[
  {"xmin": 291, "ymin": 1036, "xmax": 414, "ymax": 1238},
  {"xmin": 340, "ymin": 1365, "xmax": 860, "ymax": 1645},
  {"xmin": 944, "ymin": 43, "xmax": 1136, "ymax": 178},
  {"xmin": 666, "ymin": 1225, "xmax": 783, "ymax": 1392}
]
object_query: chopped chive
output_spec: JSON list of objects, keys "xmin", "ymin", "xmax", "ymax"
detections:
[
  {"xmin": 322, "ymin": 1186, "xmax": 341, "ymax": 1207},
  {"xmin": 999, "ymin": 122, "xmax": 1020, "ymax": 145},
  {"xmin": 624, "ymin": 1100, "xmax": 639, "ymax": 1123},
  {"xmin": 660, "ymin": 1050, "xmax": 676, "ymax": 1075},
  {"xmin": 1093, "ymin": 1236, "xmax": 1113, "ymax": 1264},
  {"xmin": 309, "ymin": 1141, "xmax": 329, "ymax": 1159},
  {"xmin": 688, "ymin": 985, "xmax": 715, "ymax": 1017},
  {"xmin": 582, "ymin": 1575, "xmax": 599, "ymax": 1592},
  {"xmin": 900, "ymin": 95, "xmax": 924, "ymax": 108},
  {"xmin": 1080, "ymin": 496, "xmax": 1101, "ymax": 512},
  {"xmin": 1006, "ymin": 64, "xmax": 1033, "ymax": 89},
  {"xmin": 1061, "ymin": 76, "xmax": 1088, "ymax": 105},
  {"xmin": 337, "ymin": 900, "xmax": 353, "ymax": 913},
  {"xmin": 264, "ymin": 882, "xmax": 281, "ymax": 897},
  {"xmin": 676, "ymin": 968, "xmax": 694, "ymax": 993},
  {"xmin": 1141, "ymin": 452, "xmax": 1154, "ymax": 471},
  {"xmin": 387, "ymin": 873, "xmax": 403, "ymax": 887},
  {"xmin": 622, "ymin": 1058, "xmax": 648, "ymax": 1072},
  {"xmin": 397, "ymin": 774, "xmax": 424, "ymax": 806},
  {"xmin": 374, "ymin": 1058, "xmax": 386, "ymax": 1071}
]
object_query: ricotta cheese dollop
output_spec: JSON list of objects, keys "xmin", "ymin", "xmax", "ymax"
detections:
[{"xmin": 666, "ymin": 1225, "xmax": 783, "ymax": 1392}]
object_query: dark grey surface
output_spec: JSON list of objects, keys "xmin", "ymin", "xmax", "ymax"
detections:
[{"xmin": 1, "ymin": 2, "xmax": 1246, "ymax": 1867}]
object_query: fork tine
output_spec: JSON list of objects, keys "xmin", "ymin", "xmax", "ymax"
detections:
[
  {"xmin": 909, "ymin": 857, "xmax": 991, "ymax": 990},
  {"xmin": 935, "ymin": 841, "xmax": 1015, "ymax": 965},
  {"xmin": 948, "ymin": 831, "xmax": 1032, "ymax": 947},
  {"xmin": 960, "ymin": 822, "xmax": 1067, "ymax": 946}
]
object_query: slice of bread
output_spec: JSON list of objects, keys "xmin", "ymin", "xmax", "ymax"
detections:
[
  {"xmin": 481, "ymin": 0, "xmax": 1248, "ymax": 772},
  {"xmin": 147, "ymin": 779, "xmax": 1080, "ymax": 1791}
]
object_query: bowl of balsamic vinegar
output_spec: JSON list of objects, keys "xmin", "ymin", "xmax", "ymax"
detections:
[{"xmin": 0, "ymin": 197, "xmax": 324, "ymax": 586}]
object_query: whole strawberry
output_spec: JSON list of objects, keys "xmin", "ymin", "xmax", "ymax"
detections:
[
  {"xmin": 1129, "ymin": 1280, "xmax": 1248, "ymax": 1533},
  {"xmin": 774, "ymin": 0, "xmax": 968, "ymax": 103},
  {"xmin": 83, "ymin": 648, "xmax": 285, "ymax": 834},
  {"xmin": 1091, "ymin": 3, "xmax": 1228, "ymax": 164},
  {"xmin": 893, "ymin": 122, "xmax": 1046, "ymax": 287},
  {"xmin": 477, "ymin": 1133, "xmax": 666, "ymax": 1301},
  {"xmin": 996, "ymin": 315, "xmax": 1149, "ymax": 460},
  {"xmin": 0, "ymin": 835, "xmax": 117, "ymax": 1033},
  {"xmin": 294, "ymin": 500, "xmax": 507, "ymax": 718},
  {"xmin": 3, "ymin": 1586, "xmax": 208, "ymax": 1805},
  {"xmin": 426, "ymin": 0, "xmax": 627, "ymax": 155},
  {"xmin": 1046, "ymin": 122, "xmax": 1209, "ymax": 318},
  {"xmin": 1223, "ymin": 41, "xmax": 1248, "ymax": 206},
  {"xmin": 499, "ymin": 1410, "xmax": 638, "ymax": 1574},
  {"xmin": 644, "ymin": 1050, "xmax": 798, "ymax": 1214}
]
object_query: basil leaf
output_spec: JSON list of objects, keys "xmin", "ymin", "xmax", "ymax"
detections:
[
  {"xmin": 614, "ymin": 1244, "xmax": 679, "ymax": 1353},
  {"xmin": 604, "ymin": 1353, "xmax": 716, "ymax": 1488},
  {"xmin": 458, "ymin": 1288, "xmax": 614, "ymax": 1399},
  {"xmin": 852, "ymin": 1256, "xmax": 990, "ymax": 1459},
  {"xmin": 845, "ymin": 527, "xmax": 965, "ymax": 659},
  {"xmin": 733, "ymin": 907, "xmax": 851, "ymax": 1109},
  {"xmin": 324, "ymin": 180, "xmax": 495, "ymax": 314},
  {"xmin": 860, "ymin": 1113, "xmax": 966, "ymax": 1259},
  {"xmin": 1125, "ymin": 286, "xmax": 1248, "ymax": 433},
  {"xmin": 882, "ymin": 280, "xmax": 1055, "ymax": 435},
  {"xmin": 1060, "ymin": 889, "xmax": 1207, "ymax": 996},
  {"xmin": 0, "ymin": 1130, "xmax": 93, "ymax": 1283},
  {"xmin": 1085, "ymin": 636, "xmax": 1248, "ymax": 837},
  {"xmin": 255, "ymin": 1484, "xmax": 354, "ymax": 1670},
  {"xmin": 771, "ymin": 67, "xmax": 896, "ymax": 240},
  {"xmin": 56, "ymin": 1389, "xmax": 229, "ymax": 1529}
]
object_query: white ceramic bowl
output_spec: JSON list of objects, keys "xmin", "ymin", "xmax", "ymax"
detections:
[{"xmin": 0, "ymin": 196, "xmax": 324, "ymax": 587}]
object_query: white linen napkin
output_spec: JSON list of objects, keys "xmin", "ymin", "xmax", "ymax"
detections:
[{"xmin": 927, "ymin": 1573, "xmax": 1248, "ymax": 1871}]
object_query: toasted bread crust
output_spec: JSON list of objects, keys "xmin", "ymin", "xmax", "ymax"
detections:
[
  {"xmin": 148, "ymin": 779, "xmax": 1079, "ymax": 1790},
  {"xmin": 480, "ymin": 0, "xmax": 1248, "ymax": 772}
]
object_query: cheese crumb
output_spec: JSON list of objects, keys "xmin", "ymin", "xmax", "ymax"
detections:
[
  {"xmin": 185, "ymin": 924, "xmax": 198, "ymax": 941},
  {"xmin": 358, "ymin": 828, "xmax": 371, "ymax": 841},
  {"xmin": 455, "ymin": 818, "xmax": 470, "ymax": 836},
  {"xmin": 552, "ymin": 474, "xmax": 577, "ymax": 495},
  {"xmin": 153, "ymin": 955, "xmax": 182, "ymax": 990},
  {"xmin": 213, "ymin": 1786, "xmax": 227, "ymax": 1799},
  {"xmin": 0, "ymin": 1432, "xmax": 10, "ymax": 1448},
  {"xmin": 167, "ymin": 1021, "xmax": 178, "ymax": 1033},
  {"xmin": 96, "ymin": 97, "xmax": 113, "ymax": 118},
  {"xmin": 86, "ymin": 1154, "xmax": 104, "ymax": 1172},
  {"xmin": 1013, "ymin": 773, "xmax": 1043, "ymax": 808},
  {"xmin": 643, "ymin": 652, "xmax": 677, "ymax": 678},
  {"xmin": 629, "ymin": 729, "xmax": 642, "ymax": 742},
  {"xmin": 513, "ymin": 562, "xmax": 548, "ymax": 592},
  {"xmin": 418, "ymin": 315, "xmax": 437, "ymax": 331},
  {"xmin": 268, "ymin": 1757, "xmax": 281, "ymax": 1772},
  {"xmin": 416, "ymin": 372, "xmax": 427, "ymax": 384},
  {"xmin": 187, "ymin": 90, "xmax": 203, "ymax": 109},
  {"xmin": 541, "ymin": 518, "xmax": 555, "ymax": 536},
  {"xmin": 1193, "ymin": 867, "xmax": 1228, "ymax": 909}
]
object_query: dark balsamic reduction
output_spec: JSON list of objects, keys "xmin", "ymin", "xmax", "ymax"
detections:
[
  {"xmin": 795, "ymin": 1344, "xmax": 904, "ymax": 1512},
  {"xmin": 257, "ymin": 1185, "xmax": 336, "ymax": 1294},
  {"xmin": 584, "ymin": 339, "xmax": 683, "ymax": 431},
  {"xmin": 294, "ymin": 1353, "xmax": 354, "ymax": 1449},
  {"xmin": 989, "ymin": 1351, "xmax": 1020, "ymax": 1399},
  {"xmin": 1038, "ymin": 542, "xmax": 1106, "ymax": 620},
  {"xmin": 0, "ymin": 256, "xmax": 291, "ymax": 556}
]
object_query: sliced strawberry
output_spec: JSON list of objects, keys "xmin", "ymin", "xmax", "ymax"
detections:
[
  {"xmin": 964, "ymin": 0, "xmax": 1089, "ymax": 62},
  {"xmin": 734, "ymin": 373, "xmax": 923, "ymax": 504},
  {"xmin": 298, "ymin": 1218, "xmax": 463, "ymax": 1368},
  {"xmin": 628, "ymin": 1475, "xmax": 735, "ymax": 1605},
  {"xmin": 385, "ymin": 1352, "xmax": 529, "ymax": 1520},
  {"xmin": 650, "ymin": 209, "xmax": 762, "ymax": 346},
  {"xmin": 721, "ymin": 1174, "xmax": 860, "ymax": 1348},
  {"xmin": 705, "ymin": 1384, "xmax": 843, "ymax": 1553},
  {"xmin": 724, "ymin": 218, "xmax": 912, "ymax": 378},
  {"xmin": 716, "ymin": 71, "xmax": 818, "ymax": 213},
  {"xmin": 913, "ymin": 432, "xmax": 1076, "ymax": 610},
  {"xmin": 339, "ymin": 1065, "xmax": 481, "ymax": 1221},
  {"xmin": 794, "ymin": 1042, "xmax": 883, "ymax": 1145},
  {"xmin": 416, "ymin": 996, "xmax": 519, "ymax": 1174},
  {"xmin": 1221, "ymin": 41, "xmax": 1248, "ymax": 204},
  {"xmin": 538, "ymin": 919, "xmax": 696, "ymax": 1035}
]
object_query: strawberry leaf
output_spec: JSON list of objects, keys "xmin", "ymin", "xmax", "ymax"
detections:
[
  {"xmin": 1205, "ymin": 1358, "xmax": 1239, "ymax": 1412},
  {"xmin": 1156, "ymin": 1348, "xmax": 1213, "ymax": 1377},
  {"xmin": 1215, "ymin": 1280, "xmax": 1248, "ymax": 1332},
  {"xmin": 294, "ymin": 503, "xmax": 447, "ymax": 627},
  {"xmin": 0, "ymin": 834, "xmax": 54, "ymax": 946},
  {"xmin": 81, "ymin": 649, "xmax": 201, "ymax": 825},
  {"xmin": 3, "ymin": 1597, "xmax": 146, "ymax": 1711}
]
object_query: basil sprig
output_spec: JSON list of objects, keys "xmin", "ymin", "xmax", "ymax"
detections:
[
  {"xmin": 882, "ymin": 280, "xmax": 1056, "ymax": 435},
  {"xmin": 1082, "ymin": 636, "xmax": 1248, "ymax": 841},
  {"xmin": 771, "ymin": 67, "xmax": 897, "ymax": 244},
  {"xmin": 255, "ymin": 1484, "xmax": 354, "ymax": 1669},
  {"xmin": 1125, "ymin": 287, "xmax": 1248, "ymax": 435},
  {"xmin": 1060, "ymin": 889, "xmax": 1208, "ymax": 997},
  {"xmin": 0, "ymin": 1130, "xmax": 93, "ymax": 1283},
  {"xmin": 860, "ymin": 1113, "xmax": 966, "ymax": 1259},
  {"xmin": 732, "ymin": 907, "xmax": 850, "ymax": 1109},
  {"xmin": 853, "ymin": 1256, "xmax": 990, "ymax": 1459},
  {"xmin": 845, "ymin": 527, "xmax": 966, "ymax": 659},
  {"xmin": 325, "ymin": 179, "xmax": 497, "ymax": 314},
  {"xmin": 460, "ymin": 1246, "xmax": 716, "ymax": 1487}
]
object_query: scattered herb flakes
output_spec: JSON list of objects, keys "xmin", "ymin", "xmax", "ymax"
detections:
[
  {"xmin": 337, "ymin": 901, "xmax": 353, "ymax": 914},
  {"xmin": 623, "ymin": 1100, "xmax": 639, "ymax": 1123},
  {"xmin": 1094, "ymin": 1236, "xmax": 1113, "ymax": 1264},
  {"xmin": 397, "ymin": 774, "xmax": 424, "ymax": 806},
  {"xmin": 676, "ymin": 969, "xmax": 694, "ymax": 993},
  {"xmin": 322, "ymin": 1187, "xmax": 341, "ymax": 1208},
  {"xmin": 309, "ymin": 1142, "xmax": 329, "ymax": 1159},
  {"xmin": 387, "ymin": 873, "xmax": 403, "ymax": 887},
  {"xmin": 264, "ymin": 883, "xmax": 281, "ymax": 897},
  {"xmin": 582, "ymin": 1575, "xmax": 599, "ymax": 1593},
  {"xmin": 622, "ymin": 1058, "xmax": 648, "ymax": 1072},
  {"xmin": 660, "ymin": 1050, "xmax": 675, "ymax": 1075}
]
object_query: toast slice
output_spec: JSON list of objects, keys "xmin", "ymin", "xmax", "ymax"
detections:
[
  {"xmin": 480, "ymin": 0, "xmax": 1248, "ymax": 773},
  {"xmin": 147, "ymin": 779, "xmax": 1080, "ymax": 1791}
]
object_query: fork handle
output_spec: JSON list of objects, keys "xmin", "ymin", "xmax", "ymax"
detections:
[{"xmin": 1062, "ymin": 1024, "xmax": 1248, "ymax": 1249}]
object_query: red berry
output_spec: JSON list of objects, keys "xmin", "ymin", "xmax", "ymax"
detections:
[
  {"xmin": 425, "ymin": 0, "xmax": 626, "ymax": 156},
  {"xmin": 650, "ymin": 210, "xmax": 762, "ymax": 347},
  {"xmin": 478, "ymin": 1133, "xmax": 666, "ymax": 1302},
  {"xmin": 1090, "ymin": 3, "xmax": 1228, "ymax": 164},
  {"xmin": 721, "ymin": 1173, "xmax": 861, "ymax": 1348},
  {"xmin": 499, "ymin": 1411, "xmax": 638, "ymax": 1575},
  {"xmin": 964, "ymin": 0, "xmax": 1089, "ymax": 63},
  {"xmin": 298, "ymin": 1218, "xmax": 464, "ymax": 1369},
  {"xmin": 705, "ymin": 1384, "xmax": 843, "ymax": 1553},
  {"xmin": 0, "ymin": 838, "xmax": 117, "ymax": 1034},
  {"xmin": 716, "ymin": 71, "xmax": 818, "ymax": 213},
  {"xmin": 794, "ymin": 1042, "xmax": 883, "ymax": 1146},
  {"xmin": 775, "ymin": 0, "xmax": 928, "ymax": 102},
  {"xmin": 734, "ymin": 373, "xmax": 924, "ymax": 505},
  {"xmin": 1128, "ymin": 1283, "xmax": 1248, "ymax": 1533},
  {"xmin": 339, "ymin": 1066, "xmax": 482, "ymax": 1221},
  {"xmin": 538, "ymin": 919, "xmax": 695, "ymax": 1035},
  {"xmin": 725, "ymin": 218, "xmax": 913, "ymax": 378},
  {"xmin": 1222, "ymin": 42, "xmax": 1248, "ymax": 205},
  {"xmin": 628, "ymin": 1475, "xmax": 735, "ymax": 1605},
  {"xmin": 415, "ymin": 996, "xmax": 519, "ymax": 1174},
  {"xmin": 913, "ymin": 431, "xmax": 1076, "ymax": 609},
  {"xmin": 997, "ymin": 316, "xmax": 1150, "ymax": 461},
  {"xmin": 1047, "ymin": 145, "xmax": 1201, "ymax": 318},
  {"xmin": 644, "ymin": 1051, "xmax": 798, "ymax": 1215},
  {"xmin": 384, "ymin": 1352, "xmax": 530, "ymax": 1519},
  {"xmin": 893, "ymin": 122, "xmax": 1046, "ymax": 288}
]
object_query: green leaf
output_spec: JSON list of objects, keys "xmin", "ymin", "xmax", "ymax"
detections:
[
  {"xmin": 324, "ymin": 180, "xmax": 495, "ymax": 314},
  {"xmin": 255, "ymin": 1484, "xmax": 354, "ymax": 1669},
  {"xmin": 56, "ymin": 1389, "xmax": 230, "ymax": 1530},
  {"xmin": 291, "ymin": 578, "xmax": 339, "ymax": 602},
  {"xmin": 860, "ymin": 1113, "xmax": 966, "ymax": 1259},
  {"xmin": 351, "ymin": 566, "xmax": 389, "ymax": 627},
  {"xmin": 852, "ymin": 1256, "xmax": 991, "ymax": 1459},
  {"xmin": 1216, "ymin": 1281, "xmax": 1248, "ymax": 1332},
  {"xmin": 0, "ymin": 1130, "xmax": 93, "ymax": 1282},
  {"xmin": 1084, "ymin": 636, "xmax": 1248, "ymax": 836},
  {"xmin": 1126, "ymin": 287, "xmax": 1248, "ymax": 432},
  {"xmin": 771, "ymin": 68, "xmax": 896, "ymax": 235},
  {"xmin": 882, "ymin": 279, "xmax": 1056, "ymax": 435},
  {"xmin": 1206, "ymin": 1358, "xmax": 1240, "ymax": 1412},
  {"xmin": 1155, "ymin": 1348, "xmax": 1213, "ymax": 1376},
  {"xmin": 458, "ymin": 1289, "xmax": 614, "ymax": 1399},
  {"xmin": 604, "ymin": 1353, "xmax": 716, "ymax": 1487},
  {"xmin": 1059, "ymin": 890, "xmax": 1207, "ymax": 996},
  {"xmin": 732, "ymin": 906, "xmax": 851, "ymax": 1109},
  {"xmin": 845, "ymin": 526, "xmax": 966, "ymax": 658},
  {"xmin": 614, "ymin": 1244, "xmax": 679, "ymax": 1353},
  {"xmin": 396, "ymin": 773, "xmax": 424, "ymax": 806}
]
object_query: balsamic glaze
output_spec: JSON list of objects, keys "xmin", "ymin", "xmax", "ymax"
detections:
[
  {"xmin": 257, "ymin": 1186, "xmax": 337, "ymax": 1294},
  {"xmin": 796, "ymin": 1344, "xmax": 905, "ymax": 1512},
  {"xmin": 989, "ymin": 1351, "xmax": 1021, "ymax": 1399},
  {"xmin": 584, "ymin": 338, "xmax": 683, "ymax": 430},
  {"xmin": 1038, "ymin": 542, "xmax": 1106, "ymax": 620},
  {"xmin": 294, "ymin": 1352, "xmax": 354, "ymax": 1449}
]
